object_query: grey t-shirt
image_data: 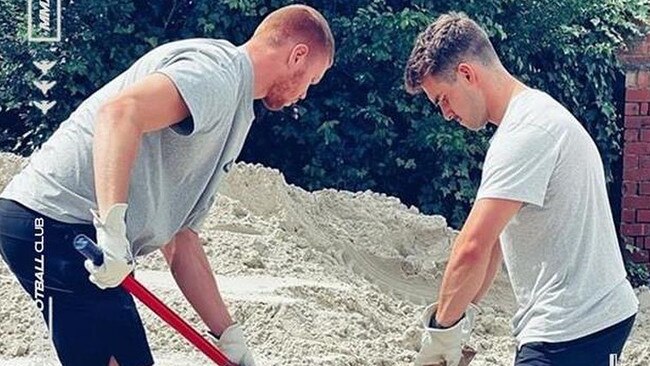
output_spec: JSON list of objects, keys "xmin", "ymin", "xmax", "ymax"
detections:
[
  {"xmin": 1, "ymin": 38, "xmax": 255, "ymax": 255},
  {"xmin": 476, "ymin": 89, "xmax": 638, "ymax": 346}
]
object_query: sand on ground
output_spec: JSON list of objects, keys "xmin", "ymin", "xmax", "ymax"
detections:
[{"xmin": 0, "ymin": 153, "xmax": 648, "ymax": 365}]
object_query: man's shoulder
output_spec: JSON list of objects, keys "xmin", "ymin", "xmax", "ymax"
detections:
[
  {"xmin": 153, "ymin": 38, "xmax": 245, "ymax": 77},
  {"xmin": 498, "ymin": 90, "xmax": 576, "ymax": 144},
  {"xmin": 158, "ymin": 38, "xmax": 233, "ymax": 50}
]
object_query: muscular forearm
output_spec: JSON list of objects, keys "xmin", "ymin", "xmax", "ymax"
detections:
[
  {"xmin": 435, "ymin": 232, "xmax": 495, "ymax": 326},
  {"xmin": 434, "ymin": 198, "xmax": 521, "ymax": 327},
  {"xmin": 163, "ymin": 229, "xmax": 233, "ymax": 335},
  {"xmin": 93, "ymin": 100, "xmax": 142, "ymax": 217},
  {"xmin": 472, "ymin": 240, "xmax": 502, "ymax": 304}
]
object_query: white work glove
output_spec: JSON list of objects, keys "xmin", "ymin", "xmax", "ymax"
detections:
[
  {"xmin": 83, "ymin": 203, "xmax": 134, "ymax": 289},
  {"xmin": 414, "ymin": 302, "xmax": 479, "ymax": 366},
  {"xmin": 207, "ymin": 324, "xmax": 257, "ymax": 366}
]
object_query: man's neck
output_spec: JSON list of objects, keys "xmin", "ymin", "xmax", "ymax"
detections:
[
  {"xmin": 486, "ymin": 72, "xmax": 528, "ymax": 126},
  {"xmin": 243, "ymin": 40, "xmax": 279, "ymax": 100}
]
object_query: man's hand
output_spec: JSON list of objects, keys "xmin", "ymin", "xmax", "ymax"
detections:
[
  {"xmin": 414, "ymin": 302, "xmax": 478, "ymax": 366},
  {"xmin": 207, "ymin": 324, "xmax": 257, "ymax": 366},
  {"xmin": 84, "ymin": 203, "xmax": 134, "ymax": 289}
]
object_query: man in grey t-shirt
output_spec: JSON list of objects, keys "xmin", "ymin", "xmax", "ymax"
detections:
[
  {"xmin": 0, "ymin": 5, "xmax": 333, "ymax": 366},
  {"xmin": 403, "ymin": 12, "xmax": 637, "ymax": 366}
]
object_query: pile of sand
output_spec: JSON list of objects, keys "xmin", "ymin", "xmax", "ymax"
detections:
[{"xmin": 0, "ymin": 153, "xmax": 649, "ymax": 365}]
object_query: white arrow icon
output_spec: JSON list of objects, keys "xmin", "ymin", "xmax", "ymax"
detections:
[
  {"xmin": 33, "ymin": 60, "xmax": 57, "ymax": 76},
  {"xmin": 32, "ymin": 100, "xmax": 57, "ymax": 115},
  {"xmin": 33, "ymin": 80, "xmax": 57, "ymax": 97}
]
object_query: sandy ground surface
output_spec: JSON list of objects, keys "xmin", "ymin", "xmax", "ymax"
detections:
[{"xmin": 0, "ymin": 153, "xmax": 649, "ymax": 365}]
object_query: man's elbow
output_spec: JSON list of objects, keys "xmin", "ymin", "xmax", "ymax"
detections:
[
  {"xmin": 160, "ymin": 237, "xmax": 177, "ymax": 266},
  {"xmin": 176, "ymin": 227, "xmax": 200, "ymax": 245},
  {"xmin": 452, "ymin": 236, "xmax": 494, "ymax": 267},
  {"xmin": 96, "ymin": 97, "xmax": 142, "ymax": 134}
]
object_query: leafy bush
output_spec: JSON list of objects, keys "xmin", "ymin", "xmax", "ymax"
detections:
[{"xmin": 1, "ymin": 0, "xmax": 648, "ymax": 228}]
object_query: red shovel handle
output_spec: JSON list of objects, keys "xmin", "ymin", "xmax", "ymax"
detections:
[{"xmin": 74, "ymin": 234, "xmax": 237, "ymax": 366}]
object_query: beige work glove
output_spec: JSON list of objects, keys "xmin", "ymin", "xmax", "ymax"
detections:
[
  {"xmin": 414, "ymin": 302, "xmax": 479, "ymax": 366},
  {"xmin": 83, "ymin": 203, "xmax": 135, "ymax": 289},
  {"xmin": 207, "ymin": 324, "xmax": 257, "ymax": 366}
]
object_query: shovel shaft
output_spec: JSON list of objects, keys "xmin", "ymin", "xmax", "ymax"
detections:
[
  {"xmin": 74, "ymin": 234, "xmax": 237, "ymax": 366},
  {"xmin": 121, "ymin": 276, "xmax": 237, "ymax": 366}
]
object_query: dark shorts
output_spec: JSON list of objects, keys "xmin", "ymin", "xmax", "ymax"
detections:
[
  {"xmin": 515, "ymin": 314, "xmax": 636, "ymax": 366},
  {"xmin": 0, "ymin": 199, "xmax": 154, "ymax": 366}
]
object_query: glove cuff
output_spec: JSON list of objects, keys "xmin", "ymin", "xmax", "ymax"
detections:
[
  {"xmin": 91, "ymin": 203, "xmax": 132, "ymax": 262},
  {"xmin": 421, "ymin": 303, "xmax": 479, "ymax": 335},
  {"xmin": 221, "ymin": 324, "xmax": 245, "ymax": 343},
  {"xmin": 91, "ymin": 203, "xmax": 128, "ymax": 229},
  {"xmin": 207, "ymin": 330, "xmax": 220, "ymax": 340},
  {"xmin": 206, "ymin": 323, "xmax": 244, "ymax": 342}
]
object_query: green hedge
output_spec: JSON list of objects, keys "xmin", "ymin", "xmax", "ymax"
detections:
[{"xmin": 1, "ymin": 0, "xmax": 648, "ymax": 229}]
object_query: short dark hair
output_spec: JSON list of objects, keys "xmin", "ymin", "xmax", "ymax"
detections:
[{"xmin": 404, "ymin": 12, "xmax": 499, "ymax": 94}]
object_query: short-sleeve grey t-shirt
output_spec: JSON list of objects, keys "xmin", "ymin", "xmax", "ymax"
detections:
[
  {"xmin": 1, "ymin": 38, "xmax": 255, "ymax": 256},
  {"xmin": 476, "ymin": 89, "xmax": 638, "ymax": 346}
]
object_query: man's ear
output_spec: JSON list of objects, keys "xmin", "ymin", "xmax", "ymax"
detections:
[
  {"xmin": 457, "ymin": 63, "xmax": 476, "ymax": 84},
  {"xmin": 288, "ymin": 43, "xmax": 310, "ymax": 68}
]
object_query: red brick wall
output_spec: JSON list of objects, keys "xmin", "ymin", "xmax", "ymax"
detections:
[{"xmin": 620, "ymin": 35, "xmax": 650, "ymax": 264}]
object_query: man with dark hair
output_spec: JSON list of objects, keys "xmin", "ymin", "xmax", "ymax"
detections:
[
  {"xmin": 404, "ymin": 12, "xmax": 637, "ymax": 366},
  {"xmin": 0, "ymin": 4, "xmax": 334, "ymax": 366}
]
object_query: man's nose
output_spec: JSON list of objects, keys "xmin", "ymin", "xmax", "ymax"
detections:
[{"xmin": 440, "ymin": 103, "xmax": 454, "ymax": 121}]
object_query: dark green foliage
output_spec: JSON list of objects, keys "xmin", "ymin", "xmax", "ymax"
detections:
[{"xmin": 1, "ymin": 0, "xmax": 648, "ymax": 231}]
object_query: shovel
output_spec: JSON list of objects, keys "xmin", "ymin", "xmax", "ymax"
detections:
[
  {"xmin": 73, "ymin": 234, "xmax": 237, "ymax": 366},
  {"xmin": 425, "ymin": 345, "xmax": 477, "ymax": 366}
]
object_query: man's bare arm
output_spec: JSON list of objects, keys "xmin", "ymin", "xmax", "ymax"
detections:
[
  {"xmin": 93, "ymin": 73, "xmax": 189, "ymax": 217},
  {"xmin": 435, "ymin": 198, "xmax": 521, "ymax": 326},
  {"xmin": 472, "ymin": 239, "xmax": 503, "ymax": 304},
  {"xmin": 160, "ymin": 228, "xmax": 233, "ymax": 335}
]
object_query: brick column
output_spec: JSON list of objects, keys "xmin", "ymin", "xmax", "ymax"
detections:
[{"xmin": 620, "ymin": 35, "xmax": 650, "ymax": 265}]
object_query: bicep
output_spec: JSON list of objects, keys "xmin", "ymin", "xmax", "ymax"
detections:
[
  {"xmin": 460, "ymin": 198, "xmax": 523, "ymax": 247},
  {"xmin": 101, "ymin": 73, "xmax": 190, "ymax": 134}
]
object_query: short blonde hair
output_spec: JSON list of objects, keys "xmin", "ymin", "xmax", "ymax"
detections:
[
  {"xmin": 404, "ymin": 12, "xmax": 499, "ymax": 94},
  {"xmin": 254, "ymin": 5, "xmax": 335, "ymax": 64}
]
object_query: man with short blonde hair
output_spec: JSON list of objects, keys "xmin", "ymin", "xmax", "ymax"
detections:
[
  {"xmin": 0, "ymin": 5, "xmax": 333, "ymax": 366},
  {"xmin": 254, "ymin": 4, "xmax": 335, "ymax": 63}
]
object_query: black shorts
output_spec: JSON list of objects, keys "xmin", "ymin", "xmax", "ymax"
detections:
[
  {"xmin": 0, "ymin": 199, "xmax": 154, "ymax": 366},
  {"xmin": 515, "ymin": 314, "xmax": 636, "ymax": 366}
]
